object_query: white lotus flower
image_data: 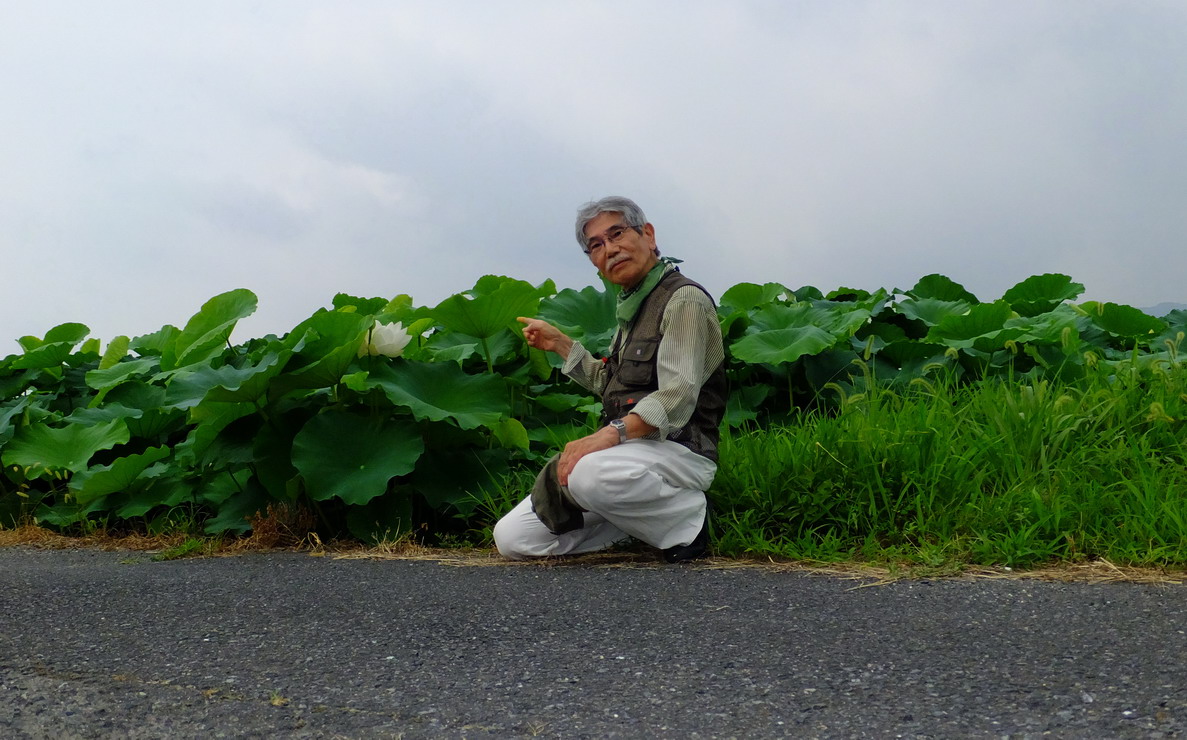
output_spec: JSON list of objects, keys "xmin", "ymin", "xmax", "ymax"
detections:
[{"xmin": 359, "ymin": 320, "xmax": 412, "ymax": 358}]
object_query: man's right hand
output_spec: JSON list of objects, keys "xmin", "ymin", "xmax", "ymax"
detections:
[{"xmin": 516, "ymin": 317, "xmax": 574, "ymax": 359}]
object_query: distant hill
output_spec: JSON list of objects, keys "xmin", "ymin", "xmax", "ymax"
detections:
[{"xmin": 1141, "ymin": 302, "xmax": 1187, "ymax": 317}]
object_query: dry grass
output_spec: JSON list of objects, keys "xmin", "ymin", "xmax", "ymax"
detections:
[
  {"xmin": 0, "ymin": 524, "xmax": 198, "ymax": 552},
  {"xmin": 331, "ymin": 546, "xmax": 1187, "ymax": 584},
  {"xmin": 2, "ymin": 523, "xmax": 1183, "ymax": 583},
  {"xmin": 231, "ymin": 503, "xmax": 318, "ymax": 551}
]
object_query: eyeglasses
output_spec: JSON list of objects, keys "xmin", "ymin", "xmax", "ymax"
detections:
[{"xmin": 584, "ymin": 223, "xmax": 638, "ymax": 255}]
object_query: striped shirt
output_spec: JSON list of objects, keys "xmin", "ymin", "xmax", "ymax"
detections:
[{"xmin": 562, "ymin": 285, "xmax": 725, "ymax": 440}]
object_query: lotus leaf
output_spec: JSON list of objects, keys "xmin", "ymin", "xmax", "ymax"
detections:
[
  {"xmin": 537, "ymin": 283, "xmax": 617, "ymax": 349},
  {"xmin": 527, "ymin": 345, "xmax": 551, "ymax": 379},
  {"xmin": 408, "ymin": 447, "xmax": 509, "ymax": 513},
  {"xmin": 17, "ymin": 322, "xmax": 88, "ymax": 352},
  {"xmin": 1003, "ymin": 274, "xmax": 1085, "ymax": 317},
  {"xmin": 433, "ymin": 275, "xmax": 541, "ymax": 340},
  {"xmin": 252, "ymin": 416, "xmax": 304, "ymax": 500},
  {"xmin": 162, "ymin": 353, "xmax": 284, "ymax": 410},
  {"xmin": 928, "ymin": 301, "xmax": 1016, "ymax": 344},
  {"xmin": 86, "ymin": 357, "xmax": 159, "ymax": 392},
  {"xmin": 725, "ymin": 384, "xmax": 770, "ymax": 427},
  {"xmin": 908, "ymin": 274, "xmax": 979, "ymax": 303},
  {"xmin": 64, "ymin": 403, "xmax": 144, "ymax": 427},
  {"xmin": 131, "ymin": 325, "xmax": 180, "ymax": 357},
  {"xmin": 0, "ymin": 371, "xmax": 32, "ymax": 402},
  {"xmin": 1080, "ymin": 302, "xmax": 1166, "ymax": 338},
  {"xmin": 720, "ymin": 282, "xmax": 790, "ymax": 313},
  {"xmin": 491, "ymin": 417, "xmax": 530, "ymax": 451},
  {"xmin": 125, "ymin": 409, "xmax": 185, "ymax": 442},
  {"xmin": 346, "ymin": 493, "xmax": 414, "ymax": 543},
  {"xmin": 115, "ymin": 472, "xmax": 194, "ymax": 518},
  {"xmin": 0, "ymin": 396, "xmax": 33, "ymax": 445},
  {"xmin": 204, "ymin": 476, "xmax": 268, "ymax": 534},
  {"xmin": 291, "ymin": 410, "xmax": 424, "ymax": 505},
  {"xmin": 531, "ymin": 393, "xmax": 590, "ymax": 413},
  {"xmin": 730, "ymin": 325, "xmax": 836, "ymax": 365},
  {"xmin": 825, "ymin": 287, "xmax": 872, "ymax": 302},
  {"xmin": 277, "ymin": 342, "xmax": 362, "ymax": 394},
  {"xmin": 363, "ymin": 360, "xmax": 509, "ymax": 429},
  {"xmin": 34, "ymin": 497, "xmax": 107, "ymax": 528},
  {"xmin": 2, "ymin": 418, "xmax": 130, "ymax": 474},
  {"xmin": 856, "ymin": 320, "xmax": 909, "ymax": 344},
  {"xmin": 425, "ymin": 336, "xmax": 481, "ymax": 364},
  {"xmin": 273, "ymin": 311, "xmax": 371, "ymax": 393},
  {"xmin": 194, "ymin": 414, "xmax": 260, "ymax": 469},
  {"xmin": 174, "ymin": 401, "xmax": 256, "ymax": 467},
  {"xmin": 71, "ymin": 446, "xmax": 172, "ymax": 504},
  {"xmin": 104, "ymin": 380, "xmax": 167, "ymax": 411},
  {"xmin": 1148, "ymin": 310, "xmax": 1187, "ymax": 353},
  {"xmin": 970, "ymin": 326, "xmax": 1030, "ymax": 353},
  {"xmin": 874, "ymin": 341, "xmax": 951, "ymax": 372},
  {"xmin": 11, "ymin": 341, "xmax": 77, "ymax": 370},
  {"xmin": 1005, "ymin": 305, "xmax": 1084, "ymax": 347},
  {"xmin": 203, "ymin": 351, "xmax": 289, "ymax": 403},
  {"xmin": 99, "ymin": 336, "xmax": 130, "ymax": 370},
  {"xmin": 425, "ymin": 329, "xmax": 518, "ymax": 367},
  {"xmin": 162, "ymin": 289, "xmax": 257, "ymax": 371},
  {"xmin": 895, "ymin": 298, "xmax": 972, "ymax": 327},
  {"xmin": 332, "ymin": 293, "xmax": 392, "ymax": 315},
  {"xmin": 749, "ymin": 303, "xmax": 869, "ymax": 339}
]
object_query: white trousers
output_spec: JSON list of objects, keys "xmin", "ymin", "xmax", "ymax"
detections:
[{"xmin": 493, "ymin": 439, "xmax": 717, "ymax": 559}]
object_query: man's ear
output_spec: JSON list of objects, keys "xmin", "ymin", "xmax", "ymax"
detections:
[{"xmin": 642, "ymin": 222, "xmax": 658, "ymax": 252}]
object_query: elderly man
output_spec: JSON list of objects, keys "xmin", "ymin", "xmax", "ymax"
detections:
[{"xmin": 495, "ymin": 196, "xmax": 727, "ymax": 562}]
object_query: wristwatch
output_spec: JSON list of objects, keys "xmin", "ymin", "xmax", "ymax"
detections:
[{"xmin": 609, "ymin": 418, "xmax": 628, "ymax": 445}]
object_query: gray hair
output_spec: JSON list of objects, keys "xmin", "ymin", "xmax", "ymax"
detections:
[{"xmin": 574, "ymin": 196, "xmax": 658, "ymax": 255}]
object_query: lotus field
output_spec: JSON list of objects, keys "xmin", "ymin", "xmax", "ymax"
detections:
[{"xmin": 2, "ymin": 273, "xmax": 1185, "ymax": 567}]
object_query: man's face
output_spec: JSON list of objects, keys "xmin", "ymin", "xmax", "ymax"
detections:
[{"xmin": 583, "ymin": 211, "xmax": 659, "ymax": 290}]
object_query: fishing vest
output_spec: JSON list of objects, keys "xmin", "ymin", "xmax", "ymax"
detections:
[{"xmin": 602, "ymin": 269, "xmax": 728, "ymax": 462}]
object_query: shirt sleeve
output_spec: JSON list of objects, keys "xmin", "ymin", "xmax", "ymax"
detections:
[
  {"xmin": 629, "ymin": 286, "xmax": 724, "ymax": 439},
  {"xmin": 561, "ymin": 339, "xmax": 610, "ymax": 394}
]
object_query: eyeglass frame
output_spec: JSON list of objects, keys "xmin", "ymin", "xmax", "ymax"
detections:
[{"xmin": 583, "ymin": 222, "xmax": 643, "ymax": 255}]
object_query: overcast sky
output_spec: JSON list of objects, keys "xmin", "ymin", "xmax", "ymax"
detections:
[{"xmin": 2, "ymin": 1, "xmax": 1185, "ymax": 352}]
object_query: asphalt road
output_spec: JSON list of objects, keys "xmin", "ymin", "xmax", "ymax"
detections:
[{"xmin": 1, "ymin": 547, "xmax": 1185, "ymax": 739}]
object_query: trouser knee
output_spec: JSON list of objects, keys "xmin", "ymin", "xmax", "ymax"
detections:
[{"xmin": 492, "ymin": 515, "xmax": 528, "ymax": 560}]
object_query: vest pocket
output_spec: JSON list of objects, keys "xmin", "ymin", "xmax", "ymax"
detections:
[{"xmin": 617, "ymin": 338, "xmax": 659, "ymax": 385}]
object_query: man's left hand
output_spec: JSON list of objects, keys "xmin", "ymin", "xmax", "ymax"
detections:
[{"xmin": 557, "ymin": 426, "xmax": 619, "ymax": 487}]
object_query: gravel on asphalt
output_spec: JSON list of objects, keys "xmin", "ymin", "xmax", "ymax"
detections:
[{"xmin": 2, "ymin": 547, "xmax": 1185, "ymax": 739}]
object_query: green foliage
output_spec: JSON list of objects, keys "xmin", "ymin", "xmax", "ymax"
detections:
[
  {"xmin": 360, "ymin": 360, "xmax": 509, "ymax": 429},
  {"xmin": 711, "ymin": 359, "xmax": 1187, "ymax": 567},
  {"xmin": 291, "ymin": 411, "xmax": 423, "ymax": 505},
  {"xmin": 2, "ymin": 271, "xmax": 1184, "ymax": 568},
  {"xmin": 1002, "ymin": 273, "xmax": 1085, "ymax": 317},
  {"xmin": 161, "ymin": 289, "xmax": 257, "ymax": 371},
  {"xmin": 537, "ymin": 279, "xmax": 619, "ymax": 350},
  {"xmin": 3, "ymin": 419, "xmax": 130, "ymax": 475}
]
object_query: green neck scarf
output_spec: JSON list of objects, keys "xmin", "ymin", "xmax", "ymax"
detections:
[{"xmin": 615, "ymin": 257, "xmax": 680, "ymax": 329}]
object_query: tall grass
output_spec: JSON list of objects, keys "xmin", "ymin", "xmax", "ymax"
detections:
[{"xmin": 710, "ymin": 357, "xmax": 1187, "ymax": 567}]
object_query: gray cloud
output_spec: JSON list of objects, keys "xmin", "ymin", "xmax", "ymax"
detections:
[{"xmin": 2, "ymin": 1, "xmax": 1185, "ymax": 352}]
